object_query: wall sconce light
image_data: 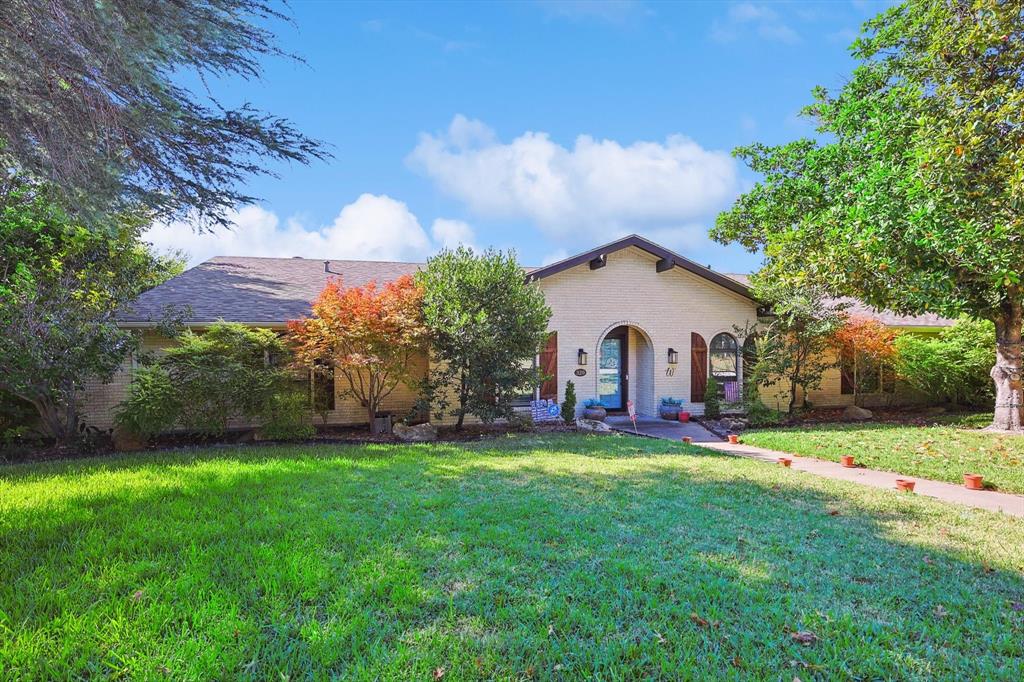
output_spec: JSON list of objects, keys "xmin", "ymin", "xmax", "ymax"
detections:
[
  {"xmin": 577, "ymin": 348, "xmax": 588, "ymax": 366},
  {"xmin": 667, "ymin": 347, "xmax": 679, "ymax": 365}
]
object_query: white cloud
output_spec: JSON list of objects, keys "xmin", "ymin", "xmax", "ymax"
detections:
[
  {"xmin": 407, "ymin": 115, "xmax": 738, "ymax": 245},
  {"xmin": 710, "ymin": 2, "xmax": 800, "ymax": 44},
  {"xmin": 146, "ymin": 194, "xmax": 473, "ymax": 266},
  {"xmin": 430, "ymin": 218, "xmax": 477, "ymax": 251}
]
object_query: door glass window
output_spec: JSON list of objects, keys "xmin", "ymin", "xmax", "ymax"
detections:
[{"xmin": 599, "ymin": 338, "xmax": 622, "ymax": 409}]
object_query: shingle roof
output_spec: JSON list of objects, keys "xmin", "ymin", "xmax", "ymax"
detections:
[
  {"xmin": 723, "ymin": 273, "xmax": 955, "ymax": 329},
  {"xmin": 120, "ymin": 256, "xmax": 422, "ymax": 326}
]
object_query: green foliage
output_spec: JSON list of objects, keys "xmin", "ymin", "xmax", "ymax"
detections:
[
  {"xmin": 0, "ymin": 175, "xmax": 185, "ymax": 444},
  {"xmin": 417, "ymin": 247, "xmax": 552, "ymax": 427},
  {"xmin": 115, "ymin": 322, "xmax": 297, "ymax": 438},
  {"xmin": 561, "ymin": 380, "xmax": 577, "ymax": 424},
  {"xmin": 114, "ymin": 366, "xmax": 178, "ymax": 438},
  {"xmin": 582, "ymin": 398, "xmax": 604, "ymax": 409},
  {"xmin": 260, "ymin": 388, "xmax": 316, "ymax": 441},
  {"xmin": 704, "ymin": 376, "xmax": 721, "ymax": 419},
  {"xmin": 744, "ymin": 398, "xmax": 785, "ymax": 428},
  {"xmin": 712, "ymin": 0, "xmax": 1024, "ymax": 429},
  {"xmin": 894, "ymin": 318, "xmax": 996, "ymax": 407},
  {"xmin": 0, "ymin": 1, "xmax": 327, "ymax": 230},
  {"xmin": 661, "ymin": 397, "xmax": 683, "ymax": 406},
  {"xmin": 744, "ymin": 281, "xmax": 846, "ymax": 412}
]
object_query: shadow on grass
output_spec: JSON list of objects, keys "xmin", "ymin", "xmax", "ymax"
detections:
[{"xmin": 0, "ymin": 434, "xmax": 1021, "ymax": 679}]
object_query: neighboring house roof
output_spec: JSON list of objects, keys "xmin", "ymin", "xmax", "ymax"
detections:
[
  {"xmin": 526, "ymin": 234, "xmax": 754, "ymax": 300},
  {"xmin": 722, "ymin": 273, "xmax": 956, "ymax": 329},
  {"xmin": 119, "ymin": 256, "xmax": 421, "ymax": 327}
]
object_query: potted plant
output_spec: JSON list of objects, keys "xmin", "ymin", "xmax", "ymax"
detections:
[
  {"xmin": 659, "ymin": 397, "xmax": 683, "ymax": 420},
  {"xmin": 581, "ymin": 398, "xmax": 607, "ymax": 422}
]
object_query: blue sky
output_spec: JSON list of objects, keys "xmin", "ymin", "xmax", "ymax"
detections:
[{"xmin": 148, "ymin": 0, "xmax": 892, "ymax": 272}]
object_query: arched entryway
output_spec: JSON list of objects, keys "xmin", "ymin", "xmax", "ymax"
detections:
[{"xmin": 595, "ymin": 323, "xmax": 655, "ymax": 416}]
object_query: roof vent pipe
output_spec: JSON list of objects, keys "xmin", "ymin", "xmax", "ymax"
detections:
[{"xmin": 324, "ymin": 260, "xmax": 330, "ymax": 273}]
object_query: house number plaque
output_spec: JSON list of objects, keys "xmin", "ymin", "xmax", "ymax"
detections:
[{"xmin": 574, "ymin": 369, "xmax": 587, "ymax": 377}]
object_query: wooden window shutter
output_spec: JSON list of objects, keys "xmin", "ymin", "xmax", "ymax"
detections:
[
  {"xmin": 539, "ymin": 332, "xmax": 558, "ymax": 400},
  {"xmin": 690, "ymin": 332, "xmax": 707, "ymax": 402}
]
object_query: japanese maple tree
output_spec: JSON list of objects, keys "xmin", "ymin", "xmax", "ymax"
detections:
[
  {"xmin": 713, "ymin": 1, "xmax": 1024, "ymax": 430},
  {"xmin": 288, "ymin": 276, "xmax": 427, "ymax": 434},
  {"xmin": 829, "ymin": 315, "xmax": 898, "ymax": 406}
]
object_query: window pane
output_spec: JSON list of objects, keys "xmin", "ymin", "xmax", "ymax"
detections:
[{"xmin": 709, "ymin": 333, "xmax": 737, "ymax": 378}]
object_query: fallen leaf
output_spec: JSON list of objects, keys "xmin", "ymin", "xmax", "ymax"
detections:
[
  {"xmin": 933, "ymin": 605, "xmax": 948, "ymax": 618},
  {"xmin": 1010, "ymin": 601, "xmax": 1024, "ymax": 612},
  {"xmin": 654, "ymin": 631, "xmax": 666, "ymax": 644},
  {"xmin": 547, "ymin": 624, "xmax": 555, "ymax": 636},
  {"xmin": 790, "ymin": 631, "xmax": 818, "ymax": 645},
  {"xmin": 690, "ymin": 613, "xmax": 710, "ymax": 628},
  {"xmin": 731, "ymin": 655, "xmax": 743, "ymax": 669},
  {"xmin": 131, "ymin": 589, "xmax": 144, "ymax": 602},
  {"xmin": 433, "ymin": 667, "xmax": 446, "ymax": 680},
  {"xmin": 827, "ymin": 509, "xmax": 840, "ymax": 516}
]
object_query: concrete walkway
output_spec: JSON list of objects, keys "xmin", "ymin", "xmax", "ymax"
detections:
[
  {"xmin": 606, "ymin": 415, "xmax": 722, "ymax": 443},
  {"xmin": 605, "ymin": 415, "xmax": 1024, "ymax": 517},
  {"xmin": 702, "ymin": 440, "xmax": 1024, "ymax": 518}
]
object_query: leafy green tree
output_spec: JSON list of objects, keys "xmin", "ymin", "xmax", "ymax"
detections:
[
  {"xmin": 0, "ymin": 176, "xmax": 183, "ymax": 445},
  {"xmin": 704, "ymin": 376, "xmax": 721, "ymax": 420},
  {"xmin": 0, "ymin": 1, "xmax": 326, "ymax": 230},
  {"xmin": 712, "ymin": 1, "xmax": 1024, "ymax": 430},
  {"xmin": 417, "ymin": 247, "xmax": 551, "ymax": 428},
  {"xmin": 895, "ymin": 318, "xmax": 996, "ymax": 407},
  {"xmin": 743, "ymin": 281, "xmax": 846, "ymax": 413}
]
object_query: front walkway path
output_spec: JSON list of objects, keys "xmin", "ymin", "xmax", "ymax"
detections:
[
  {"xmin": 702, "ymin": 440, "xmax": 1024, "ymax": 518},
  {"xmin": 606, "ymin": 415, "xmax": 722, "ymax": 443}
]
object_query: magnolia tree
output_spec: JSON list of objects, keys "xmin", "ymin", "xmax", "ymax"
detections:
[
  {"xmin": 288, "ymin": 276, "xmax": 427, "ymax": 434},
  {"xmin": 713, "ymin": 1, "xmax": 1024, "ymax": 431}
]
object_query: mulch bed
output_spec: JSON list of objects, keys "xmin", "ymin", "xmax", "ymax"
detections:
[{"xmin": 1, "ymin": 421, "xmax": 580, "ymax": 465}]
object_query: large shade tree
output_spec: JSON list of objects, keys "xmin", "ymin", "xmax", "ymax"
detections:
[
  {"xmin": 712, "ymin": 0, "xmax": 1024, "ymax": 431},
  {"xmin": 0, "ymin": 175, "xmax": 184, "ymax": 445},
  {"xmin": 0, "ymin": 1, "xmax": 326, "ymax": 230}
]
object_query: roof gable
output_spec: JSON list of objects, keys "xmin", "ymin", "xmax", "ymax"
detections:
[{"xmin": 524, "ymin": 234, "xmax": 754, "ymax": 300}]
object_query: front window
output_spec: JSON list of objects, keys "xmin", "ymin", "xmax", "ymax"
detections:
[{"xmin": 710, "ymin": 333, "xmax": 738, "ymax": 381}]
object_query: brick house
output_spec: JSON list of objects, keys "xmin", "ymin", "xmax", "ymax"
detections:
[{"xmin": 82, "ymin": 235, "xmax": 953, "ymax": 429}]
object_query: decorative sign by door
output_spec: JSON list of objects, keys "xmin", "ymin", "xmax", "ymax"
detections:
[
  {"xmin": 626, "ymin": 400, "xmax": 638, "ymax": 434},
  {"xmin": 574, "ymin": 368, "xmax": 587, "ymax": 377}
]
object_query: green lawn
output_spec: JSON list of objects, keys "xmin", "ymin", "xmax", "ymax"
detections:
[
  {"xmin": 1, "ymin": 434, "xmax": 1022, "ymax": 679},
  {"xmin": 742, "ymin": 419, "xmax": 1024, "ymax": 494}
]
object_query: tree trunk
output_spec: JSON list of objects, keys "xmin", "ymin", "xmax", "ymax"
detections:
[
  {"xmin": 990, "ymin": 299, "xmax": 1024, "ymax": 431},
  {"xmin": 455, "ymin": 370, "xmax": 467, "ymax": 430}
]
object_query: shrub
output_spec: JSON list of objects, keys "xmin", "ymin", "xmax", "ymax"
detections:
[
  {"xmin": 661, "ymin": 397, "xmax": 683, "ymax": 406},
  {"xmin": 115, "ymin": 321, "xmax": 302, "ymax": 439},
  {"xmin": 894, "ymin": 317, "xmax": 994, "ymax": 407},
  {"xmin": 115, "ymin": 365, "xmax": 178, "ymax": 437},
  {"xmin": 260, "ymin": 388, "xmax": 316, "ymax": 441},
  {"xmin": 704, "ymin": 376, "xmax": 721, "ymax": 419},
  {"xmin": 562, "ymin": 380, "xmax": 577, "ymax": 424},
  {"xmin": 582, "ymin": 398, "xmax": 604, "ymax": 409},
  {"xmin": 745, "ymin": 398, "xmax": 785, "ymax": 427}
]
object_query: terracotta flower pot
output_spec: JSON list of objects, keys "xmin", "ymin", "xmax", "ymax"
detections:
[
  {"xmin": 895, "ymin": 478, "xmax": 916, "ymax": 492},
  {"xmin": 778, "ymin": 457, "xmax": 792, "ymax": 467},
  {"xmin": 678, "ymin": 411, "xmax": 690, "ymax": 423},
  {"xmin": 727, "ymin": 434, "xmax": 739, "ymax": 444},
  {"xmin": 682, "ymin": 436, "xmax": 693, "ymax": 444},
  {"xmin": 840, "ymin": 455, "xmax": 855, "ymax": 468},
  {"xmin": 963, "ymin": 473, "xmax": 984, "ymax": 490}
]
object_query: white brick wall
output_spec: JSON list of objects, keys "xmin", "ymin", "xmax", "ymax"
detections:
[{"xmin": 537, "ymin": 247, "xmax": 759, "ymax": 417}]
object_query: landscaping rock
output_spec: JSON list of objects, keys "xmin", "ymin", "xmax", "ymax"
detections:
[
  {"xmin": 841, "ymin": 405, "xmax": 873, "ymax": 421},
  {"xmin": 576, "ymin": 418, "xmax": 612, "ymax": 433},
  {"xmin": 112, "ymin": 427, "xmax": 147, "ymax": 452},
  {"xmin": 393, "ymin": 423, "xmax": 438, "ymax": 442}
]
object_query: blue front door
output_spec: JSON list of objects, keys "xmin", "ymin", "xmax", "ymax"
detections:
[{"xmin": 598, "ymin": 337, "xmax": 624, "ymax": 409}]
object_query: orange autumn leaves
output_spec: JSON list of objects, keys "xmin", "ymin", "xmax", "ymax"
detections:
[
  {"xmin": 287, "ymin": 275, "xmax": 427, "ymax": 428},
  {"xmin": 829, "ymin": 315, "xmax": 898, "ymax": 361}
]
